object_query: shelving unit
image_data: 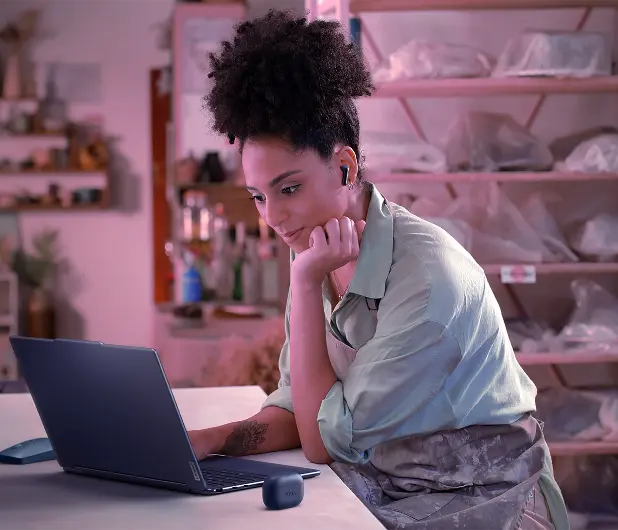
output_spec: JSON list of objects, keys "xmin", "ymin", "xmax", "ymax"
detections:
[
  {"xmin": 317, "ymin": 0, "xmax": 618, "ymax": 13},
  {"xmin": 482, "ymin": 262, "xmax": 618, "ymax": 275},
  {"xmin": 516, "ymin": 351, "xmax": 618, "ymax": 365},
  {"xmin": 0, "ymin": 98, "xmax": 111, "ymax": 211},
  {"xmin": 371, "ymin": 75, "xmax": 618, "ymax": 97},
  {"xmin": 306, "ymin": 0, "xmax": 618, "ymax": 470},
  {"xmin": 369, "ymin": 170, "xmax": 618, "ymax": 183}
]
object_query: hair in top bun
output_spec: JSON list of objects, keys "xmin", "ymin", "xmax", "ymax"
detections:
[{"xmin": 204, "ymin": 9, "xmax": 374, "ymax": 172}]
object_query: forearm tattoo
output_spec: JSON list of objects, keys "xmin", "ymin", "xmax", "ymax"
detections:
[{"xmin": 220, "ymin": 420, "xmax": 269, "ymax": 456}]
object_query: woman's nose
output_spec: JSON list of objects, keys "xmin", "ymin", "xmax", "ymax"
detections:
[{"xmin": 263, "ymin": 201, "xmax": 287, "ymax": 229}]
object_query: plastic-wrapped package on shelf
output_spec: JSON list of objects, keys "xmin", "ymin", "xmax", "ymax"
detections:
[
  {"xmin": 549, "ymin": 126, "xmax": 618, "ymax": 163},
  {"xmin": 409, "ymin": 183, "xmax": 567, "ymax": 263},
  {"xmin": 522, "ymin": 279, "xmax": 618, "ymax": 354},
  {"xmin": 557, "ymin": 279, "xmax": 618, "ymax": 350},
  {"xmin": 558, "ymin": 455, "xmax": 618, "ymax": 522},
  {"xmin": 492, "ymin": 31, "xmax": 612, "ymax": 78},
  {"xmin": 445, "ymin": 111, "xmax": 554, "ymax": 172},
  {"xmin": 519, "ymin": 192, "xmax": 579, "ymax": 263},
  {"xmin": 408, "ymin": 185, "xmax": 617, "ymax": 266},
  {"xmin": 372, "ymin": 39, "xmax": 494, "ymax": 82},
  {"xmin": 505, "ymin": 318, "xmax": 553, "ymax": 352},
  {"xmin": 556, "ymin": 134, "xmax": 618, "ymax": 173},
  {"xmin": 569, "ymin": 214, "xmax": 618, "ymax": 262},
  {"xmin": 361, "ymin": 130, "xmax": 447, "ymax": 173},
  {"xmin": 536, "ymin": 387, "xmax": 618, "ymax": 442}
]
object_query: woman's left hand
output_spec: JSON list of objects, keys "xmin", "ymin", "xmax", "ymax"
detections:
[{"xmin": 292, "ymin": 216, "xmax": 366, "ymax": 285}]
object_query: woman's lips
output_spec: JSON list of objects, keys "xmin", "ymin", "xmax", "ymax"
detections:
[{"xmin": 282, "ymin": 228, "xmax": 303, "ymax": 243}]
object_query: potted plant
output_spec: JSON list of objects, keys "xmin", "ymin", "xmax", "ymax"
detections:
[{"xmin": 11, "ymin": 229, "xmax": 64, "ymax": 338}]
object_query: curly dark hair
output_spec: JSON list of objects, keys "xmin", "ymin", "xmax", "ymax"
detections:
[{"xmin": 204, "ymin": 9, "xmax": 374, "ymax": 175}]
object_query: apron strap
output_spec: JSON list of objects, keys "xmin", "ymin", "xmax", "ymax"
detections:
[{"xmin": 366, "ymin": 298, "xmax": 381, "ymax": 311}]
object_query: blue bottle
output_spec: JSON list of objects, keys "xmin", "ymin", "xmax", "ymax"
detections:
[{"xmin": 182, "ymin": 265, "xmax": 203, "ymax": 303}]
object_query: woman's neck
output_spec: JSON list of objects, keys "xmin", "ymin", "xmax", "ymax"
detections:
[{"xmin": 344, "ymin": 184, "xmax": 371, "ymax": 223}]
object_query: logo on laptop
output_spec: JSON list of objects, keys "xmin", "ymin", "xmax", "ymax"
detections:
[{"xmin": 189, "ymin": 461, "xmax": 201, "ymax": 482}]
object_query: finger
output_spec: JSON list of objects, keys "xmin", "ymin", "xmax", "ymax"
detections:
[
  {"xmin": 309, "ymin": 226, "xmax": 327, "ymax": 249},
  {"xmin": 350, "ymin": 224, "xmax": 360, "ymax": 257},
  {"xmin": 324, "ymin": 218, "xmax": 340, "ymax": 251},
  {"xmin": 339, "ymin": 217, "xmax": 354, "ymax": 256},
  {"xmin": 355, "ymin": 220, "xmax": 366, "ymax": 242}
]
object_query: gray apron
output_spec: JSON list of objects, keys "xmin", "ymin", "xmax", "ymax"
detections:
[{"xmin": 325, "ymin": 331, "xmax": 556, "ymax": 530}]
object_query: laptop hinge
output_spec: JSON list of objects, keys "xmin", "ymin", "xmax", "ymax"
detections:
[{"xmin": 66, "ymin": 466, "xmax": 190, "ymax": 489}]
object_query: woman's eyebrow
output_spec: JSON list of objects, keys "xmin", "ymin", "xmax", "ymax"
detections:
[{"xmin": 246, "ymin": 169, "xmax": 302, "ymax": 192}]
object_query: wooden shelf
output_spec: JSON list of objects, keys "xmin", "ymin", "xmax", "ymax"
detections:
[
  {"xmin": 0, "ymin": 132, "xmax": 66, "ymax": 139},
  {"xmin": 483, "ymin": 262, "xmax": 618, "ymax": 275},
  {"xmin": 0, "ymin": 203, "xmax": 107, "ymax": 212},
  {"xmin": 175, "ymin": 182, "xmax": 258, "ymax": 228},
  {"xmin": 370, "ymin": 170, "xmax": 618, "ymax": 183},
  {"xmin": 548, "ymin": 440, "xmax": 618, "ymax": 456},
  {"xmin": 175, "ymin": 181, "xmax": 244, "ymax": 190},
  {"xmin": 350, "ymin": 0, "xmax": 618, "ymax": 12},
  {"xmin": 0, "ymin": 97, "xmax": 37, "ymax": 103},
  {"xmin": 0, "ymin": 169, "xmax": 106, "ymax": 177},
  {"xmin": 516, "ymin": 351, "xmax": 618, "ymax": 365},
  {"xmin": 371, "ymin": 76, "xmax": 618, "ymax": 98}
]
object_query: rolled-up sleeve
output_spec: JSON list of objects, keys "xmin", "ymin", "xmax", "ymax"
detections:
[
  {"xmin": 261, "ymin": 284, "xmax": 294, "ymax": 414},
  {"xmin": 317, "ymin": 254, "xmax": 463, "ymax": 465}
]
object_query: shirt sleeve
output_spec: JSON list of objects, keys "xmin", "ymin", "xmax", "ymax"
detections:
[{"xmin": 317, "ymin": 252, "xmax": 463, "ymax": 465}]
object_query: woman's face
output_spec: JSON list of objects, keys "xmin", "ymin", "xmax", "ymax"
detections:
[{"xmin": 242, "ymin": 137, "xmax": 350, "ymax": 253}]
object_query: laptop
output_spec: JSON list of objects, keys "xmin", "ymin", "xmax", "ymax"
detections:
[{"xmin": 8, "ymin": 336, "xmax": 320, "ymax": 495}]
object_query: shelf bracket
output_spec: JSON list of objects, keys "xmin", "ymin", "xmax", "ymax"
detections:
[
  {"xmin": 524, "ymin": 7, "xmax": 592, "ymax": 130},
  {"xmin": 362, "ymin": 21, "xmax": 428, "ymax": 141}
]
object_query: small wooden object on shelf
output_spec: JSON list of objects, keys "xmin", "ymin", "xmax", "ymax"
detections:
[{"xmin": 0, "ymin": 105, "xmax": 112, "ymax": 211}]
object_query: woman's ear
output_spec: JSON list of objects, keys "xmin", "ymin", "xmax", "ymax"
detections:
[{"xmin": 334, "ymin": 145, "xmax": 358, "ymax": 185}]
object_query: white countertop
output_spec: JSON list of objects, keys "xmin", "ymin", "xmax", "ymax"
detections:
[{"xmin": 0, "ymin": 386, "xmax": 384, "ymax": 530}]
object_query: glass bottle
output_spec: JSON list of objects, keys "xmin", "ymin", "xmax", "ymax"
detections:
[{"xmin": 38, "ymin": 64, "xmax": 67, "ymax": 133}]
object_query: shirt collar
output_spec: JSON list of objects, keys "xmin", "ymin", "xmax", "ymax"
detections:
[{"xmin": 348, "ymin": 183, "xmax": 394, "ymax": 300}]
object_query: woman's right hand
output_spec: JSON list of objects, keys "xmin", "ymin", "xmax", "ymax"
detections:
[{"xmin": 187, "ymin": 428, "xmax": 221, "ymax": 460}]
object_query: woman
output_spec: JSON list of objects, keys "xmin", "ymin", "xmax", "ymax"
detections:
[{"xmin": 188, "ymin": 10, "xmax": 569, "ymax": 530}]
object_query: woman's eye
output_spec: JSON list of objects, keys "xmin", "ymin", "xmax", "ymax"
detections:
[
  {"xmin": 282, "ymin": 184, "xmax": 301, "ymax": 195},
  {"xmin": 250, "ymin": 195, "xmax": 265, "ymax": 204}
]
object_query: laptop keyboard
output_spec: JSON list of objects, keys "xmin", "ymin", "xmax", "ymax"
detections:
[{"xmin": 199, "ymin": 466, "xmax": 268, "ymax": 490}]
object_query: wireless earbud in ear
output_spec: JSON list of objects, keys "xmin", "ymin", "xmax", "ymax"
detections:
[{"xmin": 340, "ymin": 165, "xmax": 349, "ymax": 186}]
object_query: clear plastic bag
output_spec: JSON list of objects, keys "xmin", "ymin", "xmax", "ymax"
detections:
[
  {"xmin": 519, "ymin": 192, "xmax": 579, "ymax": 263},
  {"xmin": 536, "ymin": 387, "xmax": 618, "ymax": 442},
  {"xmin": 558, "ymin": 133, "xmax": 618, "ymax": 173},
  {"xmin": 373, "ymin": 39, "xmax": 494, "ymax": 82},
  {"xmin": 557, "ymin": 279, "xmax": 618, "ymax": 350},
  {"xmin": 445, "ymin": 111, "xmax": 554, "ymax": 172},
  {"xmin": 559, "ymin": 455, "xmax": 618, "ymax": 517},
  {"xmin": 569, "ymin": 214, "xmax": 618, "ymax": 262},
  {"xmin": 512, "ymin": 279, "xmax": 618, "ymax": 354},
  {"xmin": 361, "ymin": 131, "xmax": 447, "ymax": 173},
  {"xmin": 506, "ymin": 318, "xmax": 551, "ymax": 351},
  {"xmin": 413, "ymin": 183, "xmax": 552, "ymax": 263},
  {"xmin": 493, "ymin": 30, "xmax": 611, "ymax": 78}
]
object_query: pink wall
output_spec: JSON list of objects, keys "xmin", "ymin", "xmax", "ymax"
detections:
[{"xmin": 0, "ymin": 0, "xmax": 174, "ymax": 346}]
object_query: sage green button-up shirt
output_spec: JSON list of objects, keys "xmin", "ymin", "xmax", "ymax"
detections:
[
  {"xmin": 262, "ymin": 183, "xmax": 538, "ymax": 460},
  {"xmin": 261, "ymin": 183, "xmax": 569, "ymax": 528}
]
